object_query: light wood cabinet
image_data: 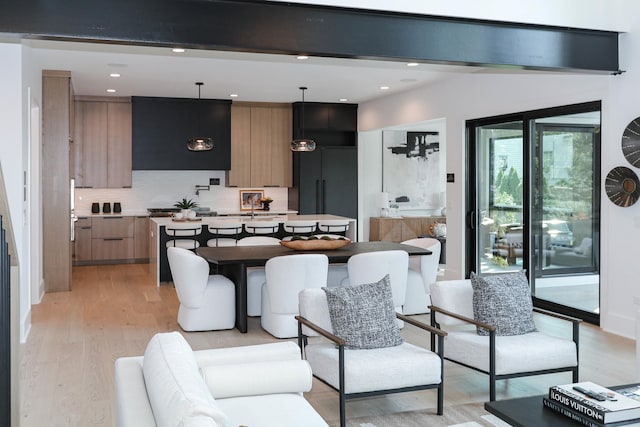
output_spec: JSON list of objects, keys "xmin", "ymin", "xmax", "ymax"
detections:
[
  {"xmin": 73, "ymin": 217, "xmax": 92, "ymax": 263},
  {"xmin": 42, "ymin": 70, "xmax": 73, "ymax": 292},
  {"xmin": 227, "ymin": 102, "xmax": 292, "ymax": 187},
  {"xmin": 73, "ymin": 216, "xmax": 149, "ymax": 264},
  {"xmin": 369, "ymin": 216, "xmax": 446, "ymax": 243},
  {"xmin": 91, "ymin": 216, "xmax": 135, "ymax": 261},
  {"xmin": 74, "ymin": 97, "xmax": 132, "ymax": 188},
  {"xmin": 134, "ymin": 216, "xmax": 149, "ymax": 260}
]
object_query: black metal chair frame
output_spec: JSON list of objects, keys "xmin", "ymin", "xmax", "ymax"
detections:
[
  {"xmin": 207, "ymin": 224, "xmax": 243, "ymax": 247},
  {"xmin": 429, "ymin": 305, "xmax": 580, "ymax": 401},
  {"xmin": 165, "ymin": 224, "xmax": 201, "ymax": 250},
  {"xmin": 296, "ymin": 313, "xmax": 446, "ymax": 427}
]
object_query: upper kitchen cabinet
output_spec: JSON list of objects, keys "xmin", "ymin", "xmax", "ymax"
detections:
[
  {"xmin": 227, "ymin": 102, "xmax": 292, "ymax": 187},
  {"xmin": 293, "ymin": 102, "xmax": 358, "ymax": 146},
  {"xmin": 74, "ymin": 97, "xmax": 132, "ymax": 188},
  {"xmin": 132, "ymin": 96, "xmax": 231, "ymax": 170}
]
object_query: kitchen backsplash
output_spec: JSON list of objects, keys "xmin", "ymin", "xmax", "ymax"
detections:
[{"xmin": 75, "ymin": 170, "xmax": 290, "ymax": 214}]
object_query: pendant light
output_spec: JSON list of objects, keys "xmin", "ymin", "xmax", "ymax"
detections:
[
  {"xmin": 290, "ymin": 86, "xmax": 316, "ymax": 152},
  {"xmin": 187, "ymin": 82, "xmax": 214, "ymax": 151}
]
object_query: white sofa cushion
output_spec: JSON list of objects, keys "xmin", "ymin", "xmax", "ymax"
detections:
[
  {"xmin": 193, "ymin": 342, "xmax": 300, "ymax": 367},
  {"xmin": 430, "ymin": 280, "xmax": 475, "ymax": 326},
  {"xmin": 217, "ymin": 394, "xmax": 329, "ymax": 427},
  {"xmin": 142, "ymin": 332, "xmax": 230, "ymax": 427},
  {"xmin": 304, "ymin": 341, "xmax": 441, "ymax": 394},
  {"xmin": 444, "ymin": 330, "xmax": 577, "ymax": 375},
  {"xmin": 201, "ymin": 359, "xmax": 313, "ymax": 398}
]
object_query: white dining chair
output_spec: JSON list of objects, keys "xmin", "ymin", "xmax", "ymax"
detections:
[
  {"xmin": 165, "ymin": 223, "xmax": 203, "ymax": 250},
  {"xmin": 167, "ymin": 247, "xmax": 235, "ymax": 331},
  {"xmin": 236, "ymin": 236, "xmax": 282, "ymax": 317},
  {"xmin": 401, "ymin": 237, "xmax": 441, "ymax": 315},
  {"xmin": 261, "ymin": 254, "xmax": 328, "ymax": 338},
  {"xmin": 342, "ymin": 250, "xmax": 409, "ymax": 322},
  {"xmin": 206, "ymin": 220, "xmax": 244, "ymax": 247}
]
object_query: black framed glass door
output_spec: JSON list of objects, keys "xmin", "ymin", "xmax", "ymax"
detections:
[{"xmin": 466, "ymin": 102, "xmax": 601, "ymax": 324}]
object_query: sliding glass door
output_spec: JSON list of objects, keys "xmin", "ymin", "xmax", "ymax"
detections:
[{"xmin": 467, "ymin": 102, "xmax": 601, "ymax": 324}]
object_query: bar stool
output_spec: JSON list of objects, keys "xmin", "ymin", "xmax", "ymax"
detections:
[
  {"xmin": 244, "ymin": 220, "xmax": 280, "ymax": 237},
  {"xmin": 236, "ymin": 236, "xmax": 282, "ymax": 317},
  {"xmin": 281, "ymin": 220, "xmax": 317, "ymax": 241},
  {"xmin": 317, "ymin": 219, "xmax": 350, "ymax": 236},
  {"xmin": 165, "ymin": 223, "xmax": 203, "ymax": 250},
  {"xmin": 206, "ymin": 220, "xmax": 244, "ymax": 247}
]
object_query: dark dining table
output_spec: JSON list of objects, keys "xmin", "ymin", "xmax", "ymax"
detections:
[{"xmin": 196, "ymin": 241, "xmax": 432, "ymax": 333}]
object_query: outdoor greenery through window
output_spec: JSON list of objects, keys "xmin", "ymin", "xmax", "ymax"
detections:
[{"xmin": 467, "ymin": 102, "xmax": 601, "ymax": 323}]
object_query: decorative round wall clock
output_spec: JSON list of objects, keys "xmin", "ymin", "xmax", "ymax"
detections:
[
  {"xmin": 605, "ymin": 166, "xmax": 640, "ymax": 207},
  {"xmin": 622, "ymin": 117, "xmax": 640, "ymax": 168}
]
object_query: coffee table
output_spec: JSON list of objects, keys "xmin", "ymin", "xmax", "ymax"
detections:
[{"xmin": 484, "ymin": 384, "xmax": 640, "ymax": 427}]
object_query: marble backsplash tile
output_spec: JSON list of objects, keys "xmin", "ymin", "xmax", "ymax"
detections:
[{"xmin": 75, "ymin": 170, "xmax": 289, "ymax": 214}]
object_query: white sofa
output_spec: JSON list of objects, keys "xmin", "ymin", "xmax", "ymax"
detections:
[{"xmin": 115, "ymin": 332, "xmax": 328, "ymax": 427}]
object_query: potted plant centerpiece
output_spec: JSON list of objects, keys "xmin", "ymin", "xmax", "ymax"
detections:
[{"xmin": 174, "ymin": 198, "xmax": 198, "ymax": 217}]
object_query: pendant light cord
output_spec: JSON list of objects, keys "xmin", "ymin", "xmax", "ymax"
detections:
[
  {"xmin": 300, "ymin": 86, "xmax": 307, "ymax": 140},
  {"xmin": 196, "ymin": 82, "xmax": 203, "ymax": 136}
]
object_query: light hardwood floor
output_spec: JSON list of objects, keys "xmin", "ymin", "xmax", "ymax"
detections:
[{"xmin": 20, "ymin": 263, "xmax": 637, "ymax": 426}]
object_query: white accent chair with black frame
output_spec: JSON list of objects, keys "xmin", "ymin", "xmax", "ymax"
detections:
[
  {"xmin": 401, "ymin": 237, "xmax": 441, "ymax": 315},
  {"xmin": 429, "ymin": 273, "xmax": 580, "ymax": 401},
  {"xmin": 281, "ymin": 220, "xmax": 317, "ymax": 241},
  {"xmin": 296, "ymin": 275, "xmax": 447, "ymax": 427},
  {"xmin": 206, "ymin": 220, "xmax": 244, "ymax": 247},
  {"xmin": 165, "ymin": 222, "xmax": 203, "ymax": 250}
]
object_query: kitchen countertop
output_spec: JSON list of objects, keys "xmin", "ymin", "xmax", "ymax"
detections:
[
  {"xmin": 149, "ymin": 213, "xmax": 355, "ymax": 226},
  {"xmin": 76, "ymin": 211, "xmax": 149, "ymax": 217}
]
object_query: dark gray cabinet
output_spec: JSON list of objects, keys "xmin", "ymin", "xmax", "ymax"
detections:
[
  {"xmin": 294, "ymin": 147, "xmax": 358, "ymax": 218},
  {"xmin": 132, "ymin": 96, "xmax": 231, "ymax": 170},
  {"xmin": 289, "ymin": 101, "xmax": 358, "ymax": 218}
]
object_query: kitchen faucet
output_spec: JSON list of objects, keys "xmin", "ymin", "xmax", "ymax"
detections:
[{"xmin": 195, "ymin": 185, "xmax": 210, "ymax": 196}]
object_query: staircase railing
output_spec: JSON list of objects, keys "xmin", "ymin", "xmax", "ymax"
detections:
[{"xmin": 0, "ymin": 162, "xmax": 18, "ymax": 427}]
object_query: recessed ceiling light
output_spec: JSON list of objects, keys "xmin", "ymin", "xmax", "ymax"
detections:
[
  {"xmin": 230, "ymin": 94, "xmax": 239, "ymax": 98},
  {"xmin": 106, "ymin": 89, "xmax": 116, "ymax": 93},
  {"xmin": 109, "ymin": 73, "xmax": 121, "ymax": 78},
  {"xmin": 380, "ymin": 86, "xmax": 390, "ymax": 90},
  {"xmin": 297, "ymin": 55, "xmax": 309, "ymax": 60},
  {"xmin": 172, "ymin": 48, "xmax": 185, "ymax": 53},
  {"xmin": 407, "ymin": 62, "xmax": 419, "ymax": 67},
  {"xmin": 339, "ymin": 98, "xmax": 348, "ymax": 102}
]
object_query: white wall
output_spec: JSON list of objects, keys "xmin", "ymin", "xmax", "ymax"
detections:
[{"xmin": 358, "ymin": 5, "xmax": 640, "ymax": 337}]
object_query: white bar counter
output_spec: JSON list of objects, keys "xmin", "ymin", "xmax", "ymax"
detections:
[{"xmin": 149, "ymin": 214, "xmax": 356, "ymax": 286}]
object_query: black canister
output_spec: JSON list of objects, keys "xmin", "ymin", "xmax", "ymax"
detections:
[
  {"xmin": 102, "ymin": 202, "xmax": 111, "ymax": 214},
  {"xmin": 113, "ymin": 202, "xmax": 122, "ymax": 213},
  {"xmin": 91, "ymin": 203, "xmax": 100, "ymax": 214}
]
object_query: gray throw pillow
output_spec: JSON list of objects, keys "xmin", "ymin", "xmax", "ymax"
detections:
[
  {"xmin": 470, "ymin": 271, "xmax": 537, "ymax": 336},
  {"xmin": 323, "ymin": 275, "xmax": 403, "ymax": 349}
]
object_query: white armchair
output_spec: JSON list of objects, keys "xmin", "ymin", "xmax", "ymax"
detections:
[
  {"xmin": 429, "ymin": 279, "xmax": 580, "ymax": 401},
  {"xmin": 167, "ymin": 247, "xmax": 235, "ymax": 331},
  {"xmin": 261, "ymin": 254, "xmax": 329, "ymax": 338},
  {"xmin": 297, "ymin": 287, "xmax": 446, "ymax": 427},
  {"xmin": 401, "ymin": 237, "xmax": 441, "ymax": 315}
]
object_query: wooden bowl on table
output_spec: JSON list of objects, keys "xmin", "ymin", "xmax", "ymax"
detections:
[{"xmin": 280, "ymin": 237, "xmax": 351, "ymax": 251}]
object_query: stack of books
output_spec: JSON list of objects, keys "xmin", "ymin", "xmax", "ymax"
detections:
[{"xmin": 543, "ymin": 381, "xmax": 640, "ymax": 426}]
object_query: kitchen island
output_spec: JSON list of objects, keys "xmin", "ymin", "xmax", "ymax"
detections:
[{"xmin": 149, "ymin": 214, "xmax": 356, "ymax": 286}]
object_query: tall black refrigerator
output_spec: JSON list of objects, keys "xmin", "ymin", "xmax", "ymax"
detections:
[{"xmin": 289, "ymin": 146, "xmax": 358, "ymax": 219}]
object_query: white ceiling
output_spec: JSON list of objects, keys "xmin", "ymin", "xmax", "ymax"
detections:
[{"xmin": 26, "ymin": 39, "xmax": 485, "ymax": 103}]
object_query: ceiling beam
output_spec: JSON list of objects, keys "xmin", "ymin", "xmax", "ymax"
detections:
[{"xmin": 0, "ymin": 0, "xmax": 621, "ymax": 73}]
